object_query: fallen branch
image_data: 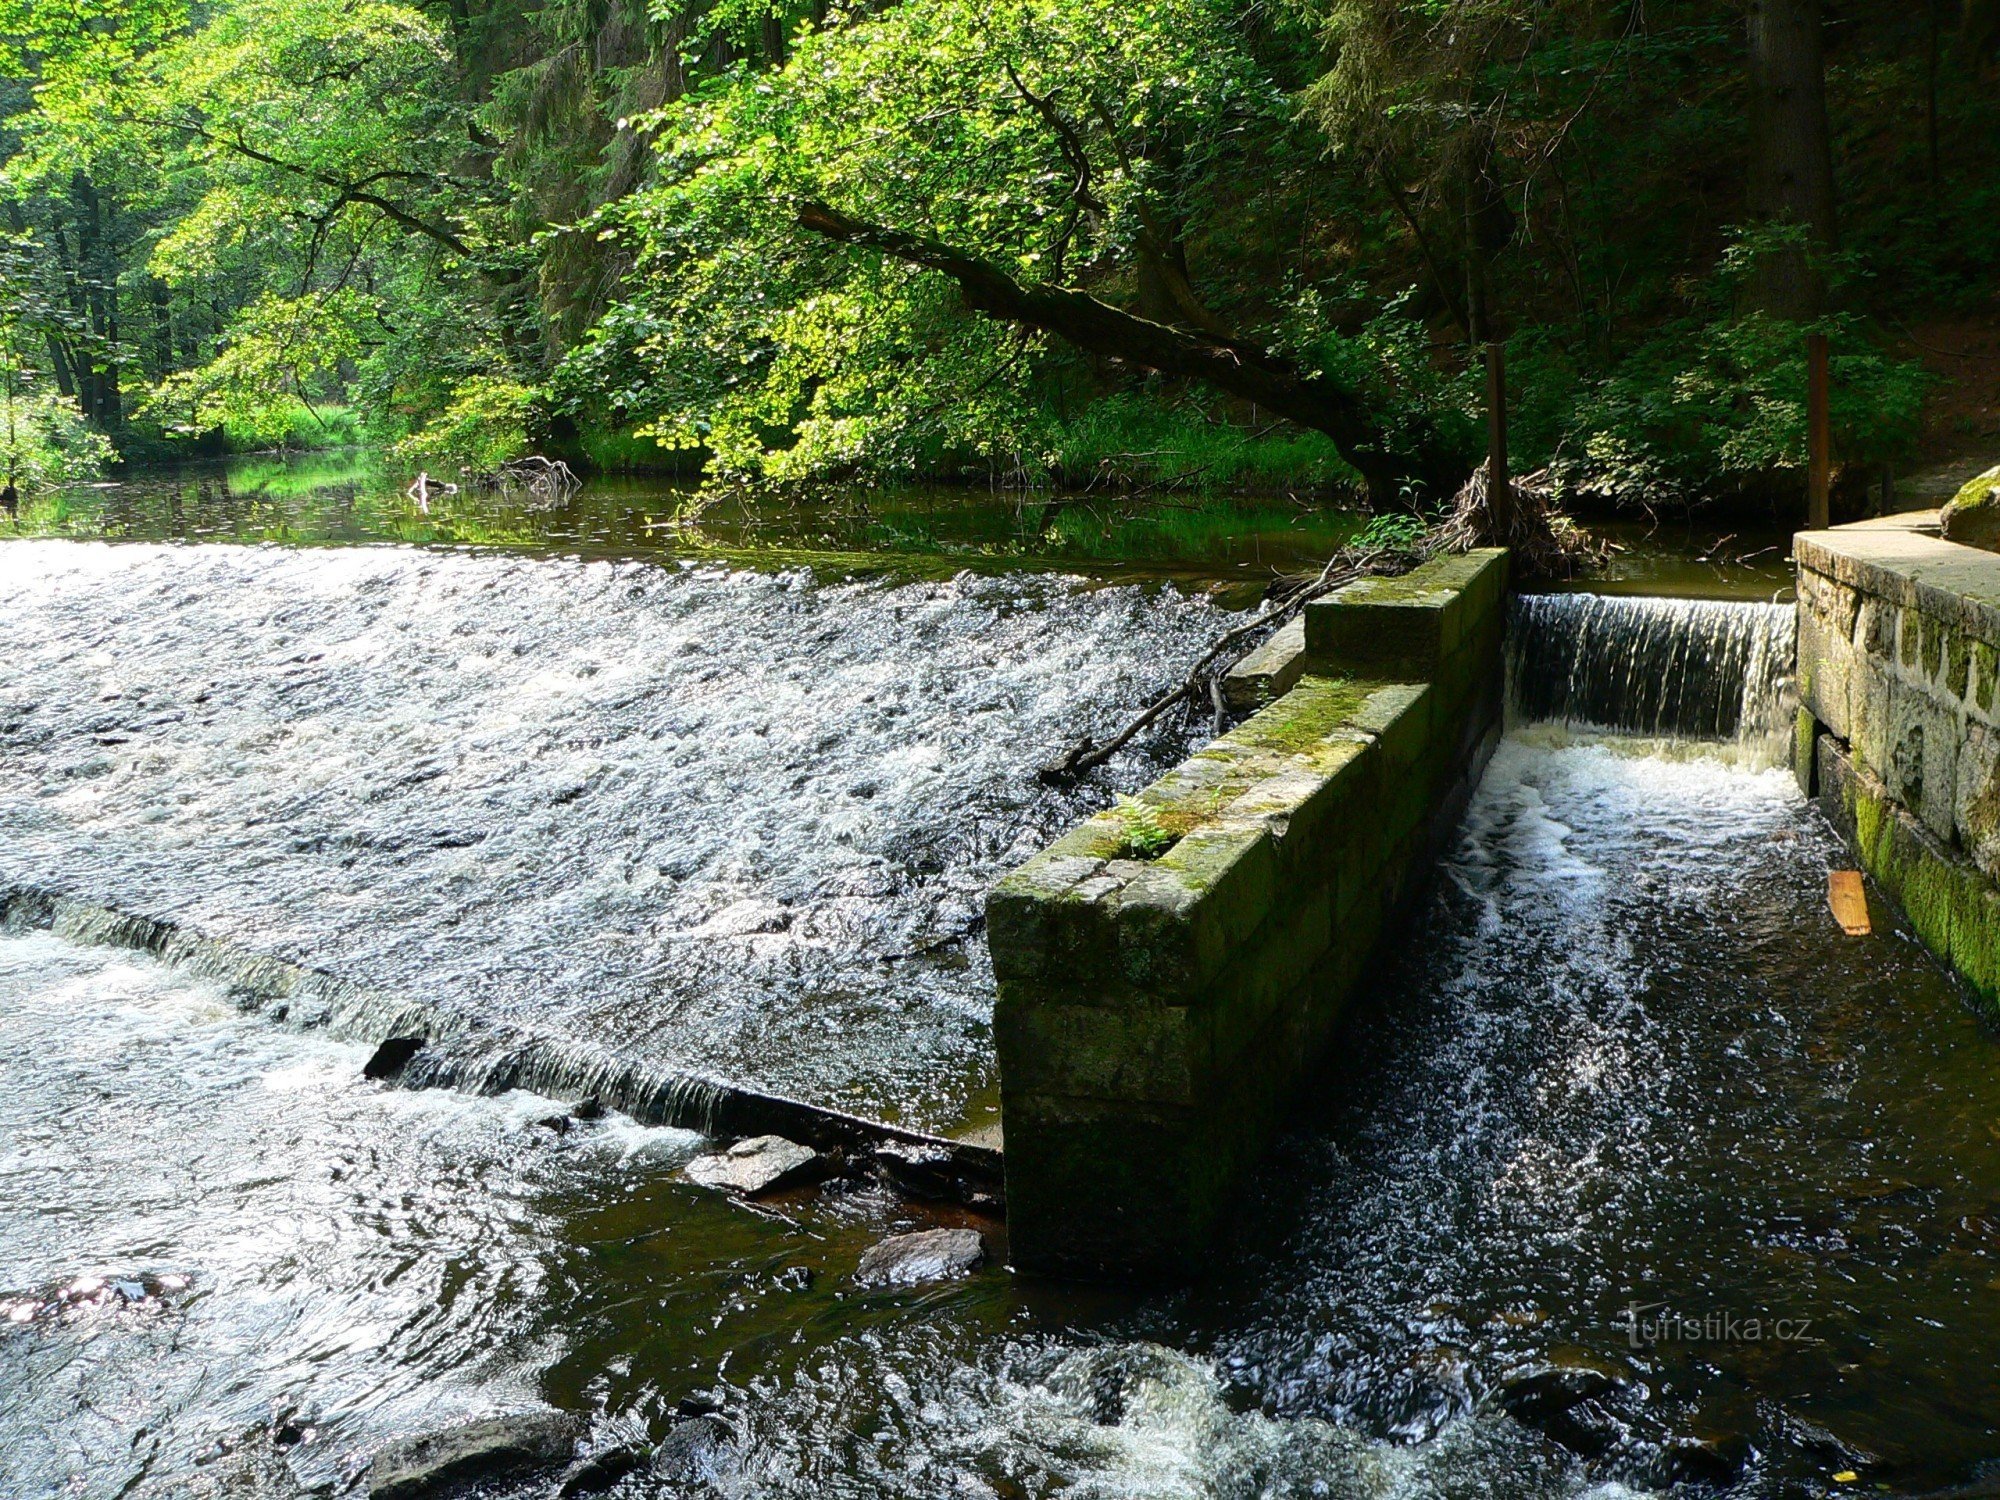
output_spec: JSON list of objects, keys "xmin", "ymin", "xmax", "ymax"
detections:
[
  {"xmin": 1427, "ymin": 461, "xmax": 1607, "ymax": 579},
  {"xmin": 1037, "ymin": 544, "xmax": 1402, "ymax": 783}
]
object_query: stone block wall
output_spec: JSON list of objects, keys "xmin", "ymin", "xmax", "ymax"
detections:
[
  {"xmin": 987, "ymin": 549, "xmax": 1508, "ymax": 1280},
  {"xmin": 1796, "ymin": 524, "xmax": 2000, "ymax": 1005}
]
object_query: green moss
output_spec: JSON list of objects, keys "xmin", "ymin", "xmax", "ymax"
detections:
[
  {"xmin": 1948, "ymin": 631, "xmax": 1972, "ymax": 700},
  {"xmin": 1230, "ymin": 675, "xmax": 1377, "ymax": 756},
  {"xmin": 1977, "ymin": 642, "xmax": 1999, "ymax": 715},
  {"xmin": 1950, "ymin": 465, "xmax": 2000, "ymax": 514},
  {"xmin": 1794, "ymin": 707, "xmax": 1818, "ymax": 795}
]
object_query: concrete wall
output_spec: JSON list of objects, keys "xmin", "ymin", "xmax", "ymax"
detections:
[
  {"xmin": 1796, "ymin": 522, "xmax": 2000, "ymax": 1005},
  {"xmin": 986, "ymin": 549, "xmax": 1509, "ymax": 1280}
]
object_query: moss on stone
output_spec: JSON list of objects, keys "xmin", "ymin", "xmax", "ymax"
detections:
[
  {"xmin": 1941, "ymin": 464, "xmax": 2000, "ymax": 552},
  {"xmin": 1947, "ymin": 630, "xmax": 1971, "ymax": 701},
  {"xmin": 1230, "ymin": 675, "xmax": 1378, "ymax": 756}
]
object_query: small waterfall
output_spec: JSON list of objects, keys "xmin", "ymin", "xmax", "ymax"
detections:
[
  {"xmin": 1507, "ymin": 593, "xmax": 1796, "ymax": 754},
  {"xmin": 0, "ymin": 884, "xmax": 1002, "ymax": 1190}
]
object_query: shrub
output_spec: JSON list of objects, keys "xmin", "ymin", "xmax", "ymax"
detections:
[{"xmin": 388, "ymin": 376, "xmax": 536, "ymax": 476}]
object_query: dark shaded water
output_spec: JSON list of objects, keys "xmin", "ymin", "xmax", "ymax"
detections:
[{"xmin": 1, "ymin": 463, "xmax": 1993, "ymax": 1500}]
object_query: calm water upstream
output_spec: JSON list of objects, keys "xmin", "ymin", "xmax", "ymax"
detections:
[{"xmin": 1, "ymin": 460, "xmax": 1992, "ymax": 1499}]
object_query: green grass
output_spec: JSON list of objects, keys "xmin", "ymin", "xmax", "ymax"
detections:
[
  {"xmin": 220, "ymin": 400, "xmax": 366, "ymax": 454},
  {"xmin": 1026, "ymin": 395, "xmax": 1362, "ymax": 496}
]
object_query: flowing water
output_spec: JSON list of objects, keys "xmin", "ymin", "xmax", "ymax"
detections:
[
  {"xmin": 1506, "ymin": 594, "xmax": 1798, "ymax": 757},
  {"xmin": 0, "ymin": 540, "xmax": 1226, "ymax": 1130},
  {"xmin": 3, "ymin": 470, "xmax": 1997, "ymax": 1500}
]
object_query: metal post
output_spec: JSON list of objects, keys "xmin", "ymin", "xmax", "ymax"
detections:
[
  {"xmin": 1485, "ymin": 342, "xmax": 1511, "ymax": 539},
  {"xmin": 1807, "ymin": 332, "xmax": 1830, "ymax": 530}
]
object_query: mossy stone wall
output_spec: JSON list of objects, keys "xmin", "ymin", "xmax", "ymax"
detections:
[
  {"xmin": 987, "ymin": 549, "xmax": 1509, "ymax": 1280},
  {"xmin": 1797, "ymin": 523, "xmax": 2000, "ymax": 1006}
]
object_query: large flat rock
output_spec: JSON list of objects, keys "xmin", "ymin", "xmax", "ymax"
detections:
[
  {"xmin": 683, "ymin": 1135, "xmax": 819, "ymax": 1196},
  {"xmin": 366, "ymin": 1411, "xmax": 579, "ymax": 1499},
  {"xmin": 853, "ymin": 1228, "xmax": 985, "ymax": 1287}
]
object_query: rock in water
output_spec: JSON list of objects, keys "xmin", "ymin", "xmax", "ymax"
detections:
[
  {"xmin": 557, "ymin": 1444, "xmax": 647, "ymax": 1497},
  {"xmin": 1942, "ymin": 464, "xmax": 2000, "ymax": 550},
  {"xmin": 651, "ymin": 1415, "xmax": 733, "ymax": 1485},
  {"xmin": 853, "ymin": 1228, "xmax": 985, "ymax": 1288},
  {"xmin": 365, "ymin": 1411, "xmax": 579, "ymax": 1499},
  {"xmin": 362, "ymin": 1036, "xmax": 425, "ymax": 1082},
  {"xmin": 683, "ymin": 1135, "xmax": 819, "ymax": 1196}
]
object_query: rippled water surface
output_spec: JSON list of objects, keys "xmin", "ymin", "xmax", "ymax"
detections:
[
  {"xmin": 0, "ymin": 541, "xmax": 1220, "ymax": 1127},
  {"xmin": 3, "ymin": 508, "xmax": 1996, "ymax": 1499}
]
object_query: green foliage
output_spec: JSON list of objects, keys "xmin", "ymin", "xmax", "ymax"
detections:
[
  {"xmin": 389, "ymin": 375, "xmax": 535, "ymax": 474},
  {"xmin": 1113, "ymin": 794, "xmax": 1175, "ymax": 859},
  {"xmin": 0, "ymin": 0, "xmax": 1991, "ymax": 516},
  {"xmin": 0, "ymin": 389, "xmax": 115, "ymax": 492},
  {"xmin": 1510, "ymin": 310, "xmax": 1928, "ymax": 507},
  {"xmin": 560, "ymin": 0, "xmax": 1362, "ymax": 488},
  {"xmin": 1351, "ymin": 509, "xmax": 1430, "ymax": 552}
]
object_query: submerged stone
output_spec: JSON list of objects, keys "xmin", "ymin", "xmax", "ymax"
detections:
[
  {"xmin": 365, "ymin": 1410, "xmax": 579, "ymax": 1499},
  {"xmin": 853, "ymin": 1227, "xmax": 985, "ymax": 1287},
  {"xmin": 1489, "ymin": 1358, "xmax": 1629, "ymax": 1458},
  {"xmin": 651, "ymin": 1415, "xmax": 733, "ymax": 1485},
  {"xmin": 683, "ymin": 1135, "xmax": 819, "ymax": 1196},
  {"xmin": 556, "ymin": 1443, "xmax": 648, "ymax": 1497}
]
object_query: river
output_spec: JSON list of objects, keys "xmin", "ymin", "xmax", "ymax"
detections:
[{"xmin": 2, "ymin": 457, "xmax": 1992, "ymax": 1499}]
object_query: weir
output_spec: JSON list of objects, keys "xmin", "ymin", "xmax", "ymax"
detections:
[
  {"xmin": 988, "ymin": 549, "xmax": 1509, "ymax": 1279},
  {"xmin": 1796, "ymin": 516, "xmax": 2000, "ymax": 1008},
  {"xmin": 1507, "ymin": 592, "xmax": 1797, "ymax": 752},
  {"xmin": 0, "ymin": 883, "xmax": 1004, "ymax": 1193}
]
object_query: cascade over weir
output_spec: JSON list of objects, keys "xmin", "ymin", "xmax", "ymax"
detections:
[
  {"xmin": 990, "ymin": 507, "xmax": 2000, "ymax": 1282},
  {"xmin": 989, "ymin": 550, "xmax": 1510, "ymax": 1279}
]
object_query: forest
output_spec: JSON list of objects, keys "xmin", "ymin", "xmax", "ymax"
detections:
[{"xmin": 0, "ymin": 0, "xmax": 1994, "ymax": 519}]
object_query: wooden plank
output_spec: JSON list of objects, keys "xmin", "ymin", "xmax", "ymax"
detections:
[{"xmin": 1828, "ymin": 869, "xmax": 1871, "ymax": 935}]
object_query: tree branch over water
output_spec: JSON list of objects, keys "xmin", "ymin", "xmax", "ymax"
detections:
[{"xmin": 795, "ymin": 201, "xmax": 1460, "ymax": 506}]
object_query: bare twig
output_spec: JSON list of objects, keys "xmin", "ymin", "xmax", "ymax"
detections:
[{"xmin": 1037, "ymin": 545, "xmax": 1396, "ymax": 783}]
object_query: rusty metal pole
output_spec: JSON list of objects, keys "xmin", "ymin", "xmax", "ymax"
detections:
[
  {"xmin": 1807, "ymin": 332, "xmax": 1831, "ymax": 530},
  {"xmin": 1485, "ymin": 342, "xmax": 1511, "ymax": 540}
]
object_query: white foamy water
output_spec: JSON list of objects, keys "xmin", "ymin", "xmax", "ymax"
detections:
[
  {"xmin": 0, "ymin": 927, "xmax": 704, "ymax": 1499},
  {"xmin": 0, "ymin": 541, "xmax": 1219, "ymax": 1127}
]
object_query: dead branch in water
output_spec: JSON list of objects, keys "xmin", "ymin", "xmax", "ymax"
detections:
[
  {"xmin": 1427, "ymin": 461, "xmax": 1607, "ymax": 579},
  {"xmin": 1037, "ymin": 545, "xmax": 1404, "ymax": 784},
  {"xmin": 484, "ymin": 454, "xmax": 582, "ymax": 505}
]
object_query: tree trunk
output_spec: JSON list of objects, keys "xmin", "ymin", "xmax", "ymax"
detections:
[
  {"xmin": 796, "ymin": 201, "xmax": 1465, "ymax": 505},
  {"xmin": 1745, "ymin": 0, "xmax": 1836, "ymax": 317}
]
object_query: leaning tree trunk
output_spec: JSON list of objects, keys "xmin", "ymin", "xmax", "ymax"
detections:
[
  {"xmin": 1746, "ymin": 0, "xmax": 1836, "ymax": 318},
  {"xmin": 795, "ymin": 202, "xmax": 1466, "ymax": 507}
]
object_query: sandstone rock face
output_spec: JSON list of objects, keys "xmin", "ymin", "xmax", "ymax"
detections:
[
  {"xmin": 366, "ymin": 1411, "xmax": 579, "ymax": 1499},
  {"xmin": 1941, "ymin": 464, "xmax": 2000, "ymax": 551},
  {"xmin": 853, "ymin": 1228, "xmax": 986, "ymax": 1287},
  {"xmin": 683, "ymin": 1135, "xmax": 819, "ymax": 1196}
]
